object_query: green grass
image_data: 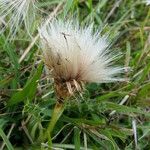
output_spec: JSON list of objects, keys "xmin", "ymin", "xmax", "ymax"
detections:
[{"xmin": 0, "ymin": 0, "xmax": 150, "ymax": 149}]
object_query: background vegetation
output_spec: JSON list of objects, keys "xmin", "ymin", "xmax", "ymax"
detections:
[{"xmin": 0, "ymin": 0, "xmax": 150, "ymax": 149}]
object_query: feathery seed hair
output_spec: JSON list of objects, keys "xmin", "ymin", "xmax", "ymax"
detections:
[
  {"xmin": 39, "ymin": 19, "xmax": 126, "ymax": 99},
  {"xmin": 0, "ymin": 0, "xmax": 37, "ymax": 39},
  {"xmin": 145, "ymin": 0, "xmax": 150, "ymax": 5}
]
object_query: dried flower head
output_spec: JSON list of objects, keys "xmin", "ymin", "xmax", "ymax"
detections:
[
  {"xmin": 0, "ymin": 0, "xmax": 37, "ymax": 39},
  {"xmin": 39, "ymin": 19, "xmax": 126, "ymax": 100}
]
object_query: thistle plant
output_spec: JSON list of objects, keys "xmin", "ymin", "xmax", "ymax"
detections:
[
  {"xmin": 0, "ymin": 0, "xmax": 38, "ymax": 39},
  {"xmin": 39, "ymin": 19, "xmax": 126, "ymax": 145},
  {"xmin": 1, "ymin": 1, "xmax": 150, "ymax": 149}
]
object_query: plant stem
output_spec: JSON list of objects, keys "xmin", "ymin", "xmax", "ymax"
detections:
[{"xmin": 44, "ymin": 102, "xmax": 65, "ymax": 148}]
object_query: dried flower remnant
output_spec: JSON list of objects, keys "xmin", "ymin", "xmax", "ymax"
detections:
[
  {"xmin": 39, "ymin": 19, "xmax": 126, "ymax": 101},
  {"xmin": 0, "ymin": 0, "xmax": 37, "ymax": 39}
]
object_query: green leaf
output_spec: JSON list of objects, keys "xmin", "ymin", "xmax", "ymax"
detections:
[
  {"xmin": 137, "ymin": 83, "xmax": 150, "ymax": 98},
  {"xmin": 125, "ymin": 41, "xmax": 131, "ymax": 67},
  {"xmin": 63, "ymin": 0, "xmax": 74, "ymax": 17},
  {"xmin": 0, "ymin": 119, "xmax": 8, "ymax": 128},
  {"xmin": 86, "ymin": 0, "xmax": 93, "ymax": 13},
  {"xmin": 104, "ymin": 102, "xmax": 150, "ymax": 116},
  {"xmin": 100, "ymin": 129, "xmax": 119, "ymax": 150},
  {"xmin": 86, "ymin": 129, "xmax": 117, "ymax": 150},
  {"xmin": 8, "ymin": 63, "xmax": 43, "ymax": 106},
  {"xmin": 62, "ymin": 115, "xmax": 104, "ymax": 126},
  {"xmin": 139, "ymin": 62, "xmax": 150, "ymax": 83},
  {"xmin": 1, "ymin": 36, "xmax": 19, "ymax": 71},
  {"xmin": 0, "ymin": 127, "xmax": 14, "ymax": 150},
  {"xmin": 74, "ymin": 127, "xmax": 80, "ymax": 150},
  {"xmin": 0, "ymin": 75, "xmax": 13, "ymax": 88},
  {"xmin": 97, "ymin": 91, "xmax": 127, "ymax": 102},
  {"xmin": 106, "ymin": 126, "xmax": 131, "ymax": 143}
]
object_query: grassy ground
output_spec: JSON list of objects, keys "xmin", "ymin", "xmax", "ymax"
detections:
[{"xmin": 0, "ymin": 0, "xmax": 150, "ymax": 149}]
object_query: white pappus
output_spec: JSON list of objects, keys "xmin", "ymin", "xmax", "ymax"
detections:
[
  {"xmin": 145, "ymin": 0, "xmax": 150, "ymax": 5},
  {"xmin": 0, "ymin": 0, "xmax": 37, "ymax": 39},
  {"xmin": 38, "ymin": 19, "xmax": 127, "ymax": 97}
]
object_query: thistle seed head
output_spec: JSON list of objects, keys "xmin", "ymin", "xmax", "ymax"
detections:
[{"xmin": 39, "ymin": 19, "xmax": 127, "ymax": 99}]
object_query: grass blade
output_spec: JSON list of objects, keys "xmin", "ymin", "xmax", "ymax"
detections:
[{"xmin": 0, "ymin": 127, "xmax": 14, "ymax": 150}]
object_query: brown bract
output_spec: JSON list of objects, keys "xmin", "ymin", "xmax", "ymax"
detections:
[{"xmin": 54, "ymin": 79, "xmax": 83, "ymax": 102}]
